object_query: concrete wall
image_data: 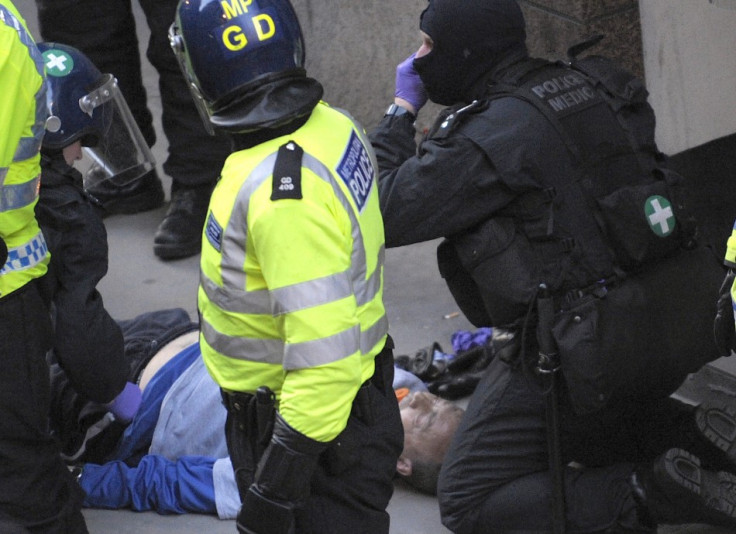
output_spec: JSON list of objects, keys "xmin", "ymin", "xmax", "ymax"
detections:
[
  {"xmin": 293, "ymin": 0, "xmax": 428, "ymax": 132},
  {"xmin": 293, "ymin": 0, "xmax": 648, "ymax": 134},
  {"xmin": 639, "ymin": 0, "xmax": 736, "ymax": 154},
  {"xmin": 297, "ymin": 0, "xmax": 736, "ymax": 156}
]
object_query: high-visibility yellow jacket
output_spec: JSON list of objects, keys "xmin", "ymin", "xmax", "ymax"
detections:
[
  {"xmin": 725, "ymin": 220, "xmax": 736, "ymax": 269},
  {"xmin": 725, "ymin": 219, "xmax": 736, "ymax": 315},
  {"xmin": 0, "ymin": 1, "xmax": 50, "ymax": 298},
  {"xmin": 199, "ymin": 102, "xmax": 388, "ymax": 443}
]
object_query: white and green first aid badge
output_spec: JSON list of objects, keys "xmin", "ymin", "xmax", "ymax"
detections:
[
  {"xmin": 42, "ymin": 49, "xmax": 74, "ymax": 77},
  {"xmin": 644, "ymin": 195, "xmax": 676, "ymax": 237}
]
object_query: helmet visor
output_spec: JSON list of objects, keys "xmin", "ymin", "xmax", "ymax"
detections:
[{"xmin": 80, "ymin": 74, "xmax": 156, "ymax": 188}]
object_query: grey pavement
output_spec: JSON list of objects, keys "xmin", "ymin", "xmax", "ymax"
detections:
[{"xmin": 12, "ymin": 1, "xmax": 736, "ymax": 532}]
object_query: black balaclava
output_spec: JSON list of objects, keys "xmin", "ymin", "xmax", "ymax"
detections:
[{"xmin": 413, "ymin": 0, "xmax": 528, "ymax": 106}]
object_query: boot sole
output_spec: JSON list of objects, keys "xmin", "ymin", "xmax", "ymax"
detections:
[
  {"xmin": 696, "ymin": 399, "xmax": 736, "ymax": 464},
  {"xmin": 660, "ymin": 448, "xmax": 736, "ymax": 522}
]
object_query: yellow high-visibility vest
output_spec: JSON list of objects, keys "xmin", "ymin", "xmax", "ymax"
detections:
[
  {"xmin": 199, "ymin": 102, "xmax": 387, "ymax": 442},
  {"xmin": 725, "ymin": 220, "xmax": 736, "ymax": 324},
  {"xmin": 0, "ymin": 0, "xmax": 50, "ymax": 298}
]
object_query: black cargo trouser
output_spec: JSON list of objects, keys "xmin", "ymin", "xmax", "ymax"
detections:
[
  {"xmin": 0, "ymin": 281, "xmax": 87, "ymax": 533},
  {"xmin": 437, "ymin": 354, "xmax": 731, "ymax": 534},
  {"xmin": 223, "ymin": 340, "xmax": 404, "ymax": 534}
]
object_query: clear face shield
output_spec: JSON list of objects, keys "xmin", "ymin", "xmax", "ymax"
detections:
[
  {"xmin": 169, "ymin": 21, "xmax": 216, "ymax": 136},
  {"xmin": 77, "ymin": 74, "xmax": 156, "ymax": 190}
]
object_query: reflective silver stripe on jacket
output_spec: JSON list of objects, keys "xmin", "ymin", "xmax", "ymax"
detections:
[
  {"xmin": 0, "ymin": 231, "xmax": 47, "ymax": 274},
  {"xmin": 14, "ymin": 134, "xmax": 43, "ymax": 163},
  {"xmin": 0, "ymin": 175, "xmax": 39, "ymax": 212},
  {"xmin": 0, "ymin": 5, "xmax": 48, "ymax": 168},
  {"xmin": 201, "ymin": 134, "xmax": 386, "ymax": 366},
  {"xmin": 200, "ymin": 319, "xmax": 283, "ymax": 364}
]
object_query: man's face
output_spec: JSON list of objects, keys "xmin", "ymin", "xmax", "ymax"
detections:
[{"xmin": 399, "ymin": 391, "xmax": 464, "ymax": 466}]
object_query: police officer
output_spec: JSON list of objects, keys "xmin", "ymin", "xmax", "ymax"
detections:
[
  {"xmin": 169, "ymin": 1, "xmax": 403, "ymax": 533},
  {"xmin": 0, "ymin": 1, "xmax": 87, "ymax": 531},
  {"xmin": 36, "ymin": 42, "xmax": 154, "ymax": 437},
  {"xmin": 370, "ymin": 0, "xmax": 734, "ymax": 532}
]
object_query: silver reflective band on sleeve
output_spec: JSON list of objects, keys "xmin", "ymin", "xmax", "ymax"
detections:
[
  {"xmin": 270, "ymin": 270, "xmax": 353, "ymax": 316},
  {"xmin": 0, "ymin": 175, "xmax": 40, "ymax": 212},
  {"xmin": 13, "ymin": 136, "xmax": 42, "ymax": 163},
  {"xmin": 200, "ymin": 272, "xmax": 272, "ymax": 315},
  {"xmin": 0, "ymin": 231, "xmax": 48, "ymax": 275},
  {"xmin": 283, "ymin": 324, "xmax": 361, "ymax": 370},
  {"xmin": 200, "ymin": 318, "xmax": 283, "ymax": 364},
  {"xmin": 361, "ymin": 314, "xmax": 389, "ymax": 354}
]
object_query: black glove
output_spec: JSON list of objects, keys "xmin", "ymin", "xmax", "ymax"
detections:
[
  {"xmin": 393, "ymin": 342, "xmax": 446, "ymax": 380},
  {"xmin": 237, "ymin": 412, "xmax": 328, "ymax": 534},
  {"xmin": 427, "ymin": 371, "xmax": 484, "ymax": 399},
  {"xmin": 714, "ymin": 269, "xmax": 736, "ymax": 357}
]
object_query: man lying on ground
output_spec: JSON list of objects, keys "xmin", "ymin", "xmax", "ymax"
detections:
[{"xmin": 52, "ymin": 309, "xmax": 465, "ymax": 518}]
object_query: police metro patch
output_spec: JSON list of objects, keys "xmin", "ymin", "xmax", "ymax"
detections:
[
  {"xmin": 205, "ymin": 211, "xmax": 223, "ymax": 252},
  {"xmin": 337, "ymin": 132, "xmax": 374, "ymax": 212}
]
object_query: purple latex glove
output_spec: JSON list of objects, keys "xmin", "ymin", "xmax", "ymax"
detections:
[
  {"xmin": 451, "ymin": 328, "xmax": 493, "ymax": 353},
  {"xmin": 395, "ymin": 53, "xmax": 427, "ymax": 113},
  {"xmin": 105, "ymin": 381, "xmax": 142, "ymax": 424}
]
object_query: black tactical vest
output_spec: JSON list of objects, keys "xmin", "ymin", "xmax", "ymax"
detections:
[{"xmin": 438, "ymin": 56, "xmax": 698, "ymax": 328}]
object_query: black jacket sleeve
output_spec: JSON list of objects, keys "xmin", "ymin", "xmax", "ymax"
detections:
[
  {"xmin": 369, "ymin": 108, "xmax": 517, "ymax": 248},
  {"xmin": 36, "ymin": 165, "xmax": 127, "ymax": 404}
]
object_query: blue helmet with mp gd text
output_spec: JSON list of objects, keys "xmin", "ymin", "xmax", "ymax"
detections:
[{"xmin": 170, "ymin": 0, "xmax": 311, "ymax": 133}]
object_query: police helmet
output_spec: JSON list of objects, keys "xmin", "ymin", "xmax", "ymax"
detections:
[
  {"xmin": 38, "ymin": 42, "xmax": 110, "ymax": 150},
  {"xmin": 170, "ymin": 0, "xmax": 307, "ymax": 129}
]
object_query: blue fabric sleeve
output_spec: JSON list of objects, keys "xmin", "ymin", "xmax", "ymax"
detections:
[
  {"xmin": 111, "ymin": 344, "xmax": 201, "ymax": 460},
  {"xmin": 80, "ymin": 454, "xmax": 218, "ymax": 515}
]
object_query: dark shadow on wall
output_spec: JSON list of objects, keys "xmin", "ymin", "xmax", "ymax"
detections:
[{"xmin": 668, "ymin": 133, "xmax": 736, "ymax": 259}]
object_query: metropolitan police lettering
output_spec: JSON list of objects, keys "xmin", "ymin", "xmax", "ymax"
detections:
[
  {"xmin": 337, "ymin": 132, "xmax": 375, "ymax": 212},
  {"xmin": 218, "ymin": 0, "xmax": 281, "ymax": 53},
  {"xmin": 530, "ymin": 72, "xmax": 600, "ymax": 116}
]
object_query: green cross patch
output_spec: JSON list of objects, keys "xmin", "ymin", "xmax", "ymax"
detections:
[
  {"xmin": 644, "ymin": 195, "xmax": 676, "ymax": 237},
  {"xmin": 42, "ymin": 50, "xmax": 74, "ymax": 77}
]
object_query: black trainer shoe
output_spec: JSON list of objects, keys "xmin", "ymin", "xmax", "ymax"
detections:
[
  {"xmin": 153, "ymin": 184, "xmax": 213, "ymax": 260},
  {"xmin": 696, "ymin": 396, "xmax": 736, "ymax": 466},
  {"xmin": 648, "ymin": 448, "xmax": 736, "ymax": 527},
  {"xmin": 86, "ymin": 169, "xmax": 164, "ymax": 216}
]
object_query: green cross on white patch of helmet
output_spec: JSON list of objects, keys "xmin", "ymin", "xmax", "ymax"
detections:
[
  {"xmin": 644, "ymin": 195, "xmax": 676, "ymax": 237},
  {"xmin": 42, "ymin": 49, "xmax": 74, "ymax": 77}
]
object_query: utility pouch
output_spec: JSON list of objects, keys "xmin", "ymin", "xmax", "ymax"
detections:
[
  {"xmin": 595, "ymin": 167, "xmax": 696, "ymax": 269},
  {"xmin": 438, "ymin": 217, "xmax": 541, "ymax": 328},
  {"xmin": 551, "ymin": 245, "xmax": 723, "ymax": 415},
  {"xmin": 221, "ymin": 389, "xmax": 275, "ymax": 500}
]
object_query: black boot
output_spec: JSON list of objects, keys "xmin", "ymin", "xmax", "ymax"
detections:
[
  {"xmin": 85, "ymin": 169, "xmax": 164, "ymax": 216},
  {"xmin": 630, "ymin": 448, "xmax": 736, "ymax": 528},
  {"xmin": 696, "ymin": 394, "xmax": 736, "ymax": 467},
  {"xmin": 153, "ymin": 183, "xmax": 213, "ymax": 260}
]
